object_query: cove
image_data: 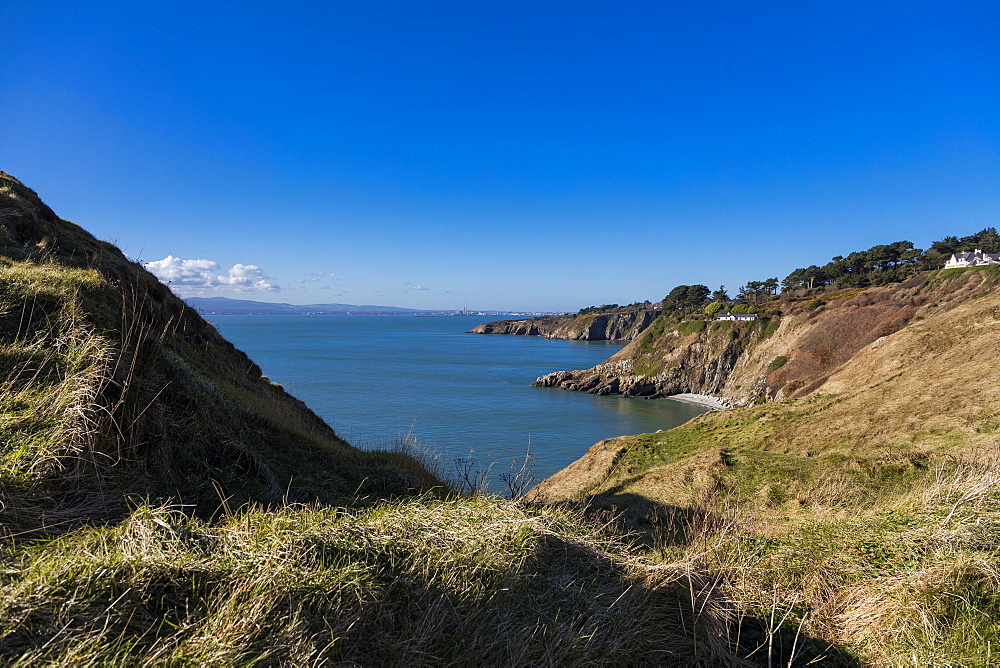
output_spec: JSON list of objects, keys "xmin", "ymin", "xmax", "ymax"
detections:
[{"xmin": 209, "ymin": 315, "xmax": 710, "ymax": 491}]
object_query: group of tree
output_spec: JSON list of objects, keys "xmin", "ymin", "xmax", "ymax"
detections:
[
  {"xmin": 922, "ymin": 227, "xmax": 1000, "ymax": 265},
  {"xmin": 577, "ymin": 300, "xmax": 654, "ymax": 315},
  {"xmin": 781, "ymin": 228, "xmax": 1000, "ymax": 292},
  {"xmin": 780, "ymin": 240, "xmax": 922, "ymax": 291},
  {"xmin": 662, "ymin": 284, "xmax": 710, "ymax": 312},
  {"xmin": 580, "ymin": 228, "xmax": 998, "ymax": 318},
  {"xmin": 736, "ymin": 278, "xmax": 779, "ymax": 304},
  {"xmin": 658, "ymin": 281, "xmax": 782, "ymax": 316},
  {"xmin": 577, "ymin": 303, "xmax": 620, "ymax": 315}
]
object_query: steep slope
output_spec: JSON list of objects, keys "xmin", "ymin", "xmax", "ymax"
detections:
[
  {"xmin": 0, "ymin": 171, "xmax": 438, "ymax": 532},
  {"xmin": 471, "ymin": 308, "xmax": 659, "ymax": 340},
  {"xmin": 532, "ymin": 270, "xmax": 1000, "ymax": 503},
  {"xmin": 533, "ymin": 270, "xmax": 998, "ymax": 407}
]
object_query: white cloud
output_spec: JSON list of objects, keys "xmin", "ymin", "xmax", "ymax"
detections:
[
  {"xmin": 411, "ymin": 285, "xmax": 429, "ymax": 291},
  {"xmin": 215, "ymin": 263, "xmax": 278, "ymax": 291},
  {"xmin": 145, "ymin": 256, "xmax": 279, "ymax": 293},
  {"xmin": 311, "ymin": 271, "xmax": 336, "ymax": 277},
  {"xmin": 295, "ymin": 277, "xmax": 320, "ymax": 283},
  {"xmin": 144, "ymin": 256, "xmax": 220, "ymax": 286}
]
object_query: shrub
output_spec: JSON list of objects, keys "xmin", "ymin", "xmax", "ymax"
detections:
[
  {"xmin": 768, "ymin": 356, "xmax": 788, "ymax": 372},
  {"xmin": 758, "ymin": 318, "xmax": 781, "ymax": 340},
  {"xmin": 705, "ymin": 301, "xmax": 726, "ymax": 316},
  {"xmin": 676, "ymin": 320, "xmax": 707, "ymax": 336}
]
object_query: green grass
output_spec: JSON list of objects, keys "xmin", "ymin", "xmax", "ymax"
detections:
[
  {"xmin": 6, "ymin": 169, "xmax": 1000, "ymax": 666},
  {"xmin": 631, "ymin": 359, "xmax": 660, "ymax": 377},
  {"xmin": 677, "ymin": 319, "xmax": 707, "ymax": 336},
  {"xmin": 0, "ymin": 170, "xmax": 745, "ymax": 664},
  {"xmin": 758, "ymin": 318, "xmax": 780, "ymax": 340},
  {"xmin": 767, "ymin": 355, "xmax": 788, "ymax": 371},
  {"xmin": 642, "ymin": 453, "xmax": 1000, "ymax": 666}
]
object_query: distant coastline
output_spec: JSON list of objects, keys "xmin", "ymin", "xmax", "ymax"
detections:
[{"xmin": 185, "ymin": 296, "xmax": 564, "ymax": 318}]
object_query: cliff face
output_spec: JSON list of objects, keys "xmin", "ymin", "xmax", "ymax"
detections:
[
  {"xmin": 471, "ymin": 309, "xmax": 659, "ymax": 341},
  {"xmin": 532, "ymin": 270, "xmax": 1000, "ymax": 407}
]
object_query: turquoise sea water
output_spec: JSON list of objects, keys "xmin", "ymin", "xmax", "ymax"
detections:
[{"xmin": 209, "ymin": 315, "xmax": 709, "ymax": 490}]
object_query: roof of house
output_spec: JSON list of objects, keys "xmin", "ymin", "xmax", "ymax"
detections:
[{"xmin": 950, "ymin": 250, "xmax": 1000, "ymax": 262}]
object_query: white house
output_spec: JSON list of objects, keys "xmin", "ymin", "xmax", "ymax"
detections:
[
  {"xmin": 944, "ymin": 249, "xmax": 1000, "ymax": 269},
  {"xmin": 714, "ymin": 313, "xmax": 758, "ymax": 321}
]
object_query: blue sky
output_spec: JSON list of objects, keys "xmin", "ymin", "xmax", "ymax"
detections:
[{"xmin": 2, "ymin": 1, "xmax": 997, "ymax": 311}]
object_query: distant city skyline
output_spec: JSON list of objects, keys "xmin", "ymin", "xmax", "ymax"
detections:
[{"xmin": 2, "ymin": 1, "xmax": 997, "ymax": 312}]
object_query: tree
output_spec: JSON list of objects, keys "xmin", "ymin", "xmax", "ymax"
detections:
[
  {"xmin": 663, "ymin": 285, "xmax": 711, "ymax": 312},
  {"xmin": 711, "ymin": 285, "xmax": 730, "ymax": 302},
  {"xmin": 959, "ymin": 228, "xmax": 1000, "ymax": 253},
  {"xmin": 686, "ymin": 284, "xmax": 711, "ymax": 308},
  {"xmin": 662, "ymin": 285, "xmax": 690, "ymax": 313},
  {"xmin": 704, "ymin": 301, "xmax": 726, "ymax": 316}
]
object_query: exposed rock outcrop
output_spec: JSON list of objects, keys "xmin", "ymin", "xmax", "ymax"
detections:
[
  {"xmin": 532, "ymin": 320, "xmax": 753, "ymax": 403},
  {"xmin": 471, "ymin": 309, "xmax": 659, "ymax": 341}
]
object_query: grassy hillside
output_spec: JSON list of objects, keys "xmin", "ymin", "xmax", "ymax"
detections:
[
  {"xmin": 0, "ymin": 172, "xmax": 759, "ymax": 665},
  {"xmin": 534, "ymin": 268, "xmax": 1000, "ymax": 409},
  {"xmin": 1, "ymin": 497, "xmax": 744, "ymax": 665},
  {"xmin": 5, "ymin": 168, "xmax": 995, "ymax": 664},
  {"xmin": 0, "ymin": 171, "xmax": 442, "ymax": 535},
  {"xmin": 530, "ymin": 270, "xmax": 1000, "ymax": 664}
]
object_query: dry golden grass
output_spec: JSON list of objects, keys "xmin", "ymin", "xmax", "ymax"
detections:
[{"xmin": 0, "ymin": 497, "xmax": 740, "ymax": 666}]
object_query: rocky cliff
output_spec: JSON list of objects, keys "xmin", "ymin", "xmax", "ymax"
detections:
[
  {"xmin": 532, "ymin": 269, "xmax": 1000, "ymax": 407},
  {"xmin": 471, "ymin": 309, "xmax": 659, "ymax": 341}
]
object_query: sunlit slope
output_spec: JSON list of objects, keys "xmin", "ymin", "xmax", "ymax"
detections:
[
  {"xmin": 471, "ymin": 308, "xmax": 659, "ymax": 340},
  {"xmin": 531, "ymin": 269, "xmax": 1000, "ymax": 504},
  {"xmin": 0, "ymin": 171, "xmax": 438, "ymax": 531},
  {"xmin": 528, "ymin": 272, "xmax": 1000, "ymax": 666}
]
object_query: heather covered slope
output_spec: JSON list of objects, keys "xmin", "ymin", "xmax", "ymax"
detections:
[
  {"xmin": 0, "ymin": 170, "xmax": 438, "ymax": 532},
  {"xmin": 531, "ymin": 268, "xmax": 1000, "ymax": 503}
]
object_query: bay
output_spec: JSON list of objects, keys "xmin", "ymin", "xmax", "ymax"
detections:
[{"xmin": 209, "ymin": 315, "xmax": 710, "ymax": 492}]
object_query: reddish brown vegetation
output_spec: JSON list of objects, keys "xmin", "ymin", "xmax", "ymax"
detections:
[{"xmin": 768, "ymin": 282, "xmax": 930, "ymax": 397}]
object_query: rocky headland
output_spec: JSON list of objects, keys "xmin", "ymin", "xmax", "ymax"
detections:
[
  {"xmin": 471, "ymin": 308, "xmax": 659, "ymax": 341},
  {"xmin": 532, "ymin": 270, "xmax": 1000, "ymax": 408}
]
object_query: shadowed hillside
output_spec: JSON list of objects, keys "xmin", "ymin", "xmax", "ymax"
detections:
[{"xmin": 0, "ymin": 171, "xmax": 441, "ymax": 535}]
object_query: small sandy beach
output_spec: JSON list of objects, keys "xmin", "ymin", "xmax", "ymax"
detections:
[{"xmin": 667, "ymin": 393, "xmax": 729, "ymax": 410}]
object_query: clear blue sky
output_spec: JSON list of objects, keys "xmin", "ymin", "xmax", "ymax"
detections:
[{"xmin": 2, "ymin": 1, "xmax": 997, "ymax": 311}]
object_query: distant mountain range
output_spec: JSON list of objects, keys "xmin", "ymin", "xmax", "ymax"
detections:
[{"xmin": 184, "ymin": 297, "xmax": 445, "ymax": 315}]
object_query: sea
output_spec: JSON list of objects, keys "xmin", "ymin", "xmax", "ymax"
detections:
[{"xmin": 208, "ymin": 315, "xmax": 710, "ymax": 492}]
